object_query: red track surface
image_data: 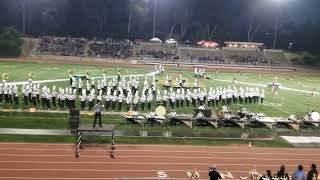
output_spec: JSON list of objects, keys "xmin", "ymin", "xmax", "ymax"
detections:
[{"xmin": 0, "ymin": 143, "xmax": 319, "ymax": 180}]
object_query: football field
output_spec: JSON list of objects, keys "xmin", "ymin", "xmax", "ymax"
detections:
[{"xmin": 1, "ymin": 60, "xmax": 320, "ymax": 117}]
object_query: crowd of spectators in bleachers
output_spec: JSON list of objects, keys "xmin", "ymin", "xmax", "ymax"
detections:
[
  {"xmin": 88, "ymin": 39, "xmax": 133, "ymax": 59},
  {"xmin": 35, "ymin": 37, "xmax": 290, "ymax": 66},
  {"xmin": 137, "ymin": 49, "xmax": 179, "ymax": 60},
  {"xmin": 190, "ymin": 55, "xmax": 225, "ymax": 64},
  {"xmin": 229, "ymin": 54, "xmax": 269, "ymax": 65},
  {"xmin": 37, "ymin": 36, "xmax": 87, "ymax": 56}
]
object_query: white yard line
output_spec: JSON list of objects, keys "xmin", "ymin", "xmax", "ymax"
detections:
[
  {"xmin": 6, "ymin": 71, "xmax": 159, "ymax": 86},
  {"xmin": 211, "ymin": 78, "xmax": 320, "ymax": 95}
]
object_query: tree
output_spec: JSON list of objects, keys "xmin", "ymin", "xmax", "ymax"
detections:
[{"xmin": 0, "ymin": 27, "xmax": 23, "ymax": 57}]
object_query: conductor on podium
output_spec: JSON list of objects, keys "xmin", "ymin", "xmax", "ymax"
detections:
[{"xmin": 93, "ymin": 101, "xmax": 104, "ymax": 128}]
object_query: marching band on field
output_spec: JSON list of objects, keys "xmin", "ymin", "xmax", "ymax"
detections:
[{"xmin": 0, "ymin": 66, "xmax": 267, "ymax": 112}]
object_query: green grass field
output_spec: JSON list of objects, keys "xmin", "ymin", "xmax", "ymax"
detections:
[
  {"xmin": 1, "ymin": 60, "xmax": 320, "ymax": 117},
  {"xmin": 0, "ymin": 60, "xmax": 319, "ymax": 145}
]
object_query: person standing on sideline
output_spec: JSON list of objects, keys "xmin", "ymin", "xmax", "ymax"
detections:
[
  {"xmin": 259, "ymin": 170, "xmax": 272, "ymax": 180},
  {"xmin": 292, "ymin": 165, "xmax": 306, "ymax": 180},
  {"xmin": 208, "ymin": 165, "xmax": 222, "ymax": 180},
  {"xmin": 274, "ymin": 165, "xmax": 290, "ymax": 180},
  {"xmin": 92, "ymin": 101, "xmax": 104, "ymax": 128},
  {"xmin": 307, "ymin": 164, "xmax": 318, "ymax": 180}
]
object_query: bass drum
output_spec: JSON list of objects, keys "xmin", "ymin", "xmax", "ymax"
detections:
[{"xmin": 155, "ymin": 106, "xmax": 166, "ymax": 116}]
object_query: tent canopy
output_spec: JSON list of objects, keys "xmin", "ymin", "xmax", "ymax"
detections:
[{"xmin": 150, "ymin": 37, "xmax": 162, "ymax": 43}]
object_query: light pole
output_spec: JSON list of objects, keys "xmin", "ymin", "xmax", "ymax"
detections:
[
  {"xmin": 272, "ymin": 0, "xmax": 282, "ymax": 49},
  {"xmin": 273, "ymin": 14, "xmax": 279, "ymax": 49},
  {"xmin": 153, "ymin": 0, "xmax": 157, "ymax": 38},
  {"xmin": 21, "ymin": 0, "xmax": 26, "ymax": 34}
]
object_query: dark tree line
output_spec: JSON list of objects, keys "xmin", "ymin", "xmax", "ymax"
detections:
[{"xmin": 0, "ymin": 0, "xmax": 320, "ymax": 53}]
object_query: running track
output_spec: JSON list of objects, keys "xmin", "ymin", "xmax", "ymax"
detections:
[{"xmin": 0, "ymin": 143, "xmax": 319, "ymax": 180}]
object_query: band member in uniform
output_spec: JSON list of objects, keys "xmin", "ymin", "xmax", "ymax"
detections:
[
  {"xmin": 91, "ymin": 78, "xmax": 95, "ymax": 89},
  {"xmin": 133, "ymin": 92, "xmax": 139, "ymax": 111},
  {"xmin": 162, "ymin": 90, "xmax": 168, "ymax": 107},
  {"xmin": 71, "ymin": 76, "xmax": 76, "ymax": 90},
  {"xmin": 87, "ymin": 93, "xmax": 93, "ymax": 111},
  {"xmin": 0, "ymin": 83, "xmax": 3, "ymax": 103},
  {"xmin": 8, "ymin": 85, "xmax": 13, "ymax": 104},
  {"xmin": 186, "ymin": 89, "xmax": 191, "ymax": 107},
  {"xmin": 13, "ymin": 86, "xmax": 19, "ymax": 105},
  {"xmin": 208, "ymin": 88, "xmax": 213, "ymax": 107},
  {"xmin": 80, "ymin": 89, "xmax": 86, "ymax": 110},
  {"xmin": 221, "ymin": 91, "xmax": 226, "ymax": 105},
  {"xmin": 180, "ymin": 88, "xmax": 185, "ymax": 107},
  {"xmin": 260, "ymin": 89, "xmax": 265, "ymax": 104},
  {"xmin": 176, "ymin": 89, "xmax": 180, "ymax": 108},
  {"xmin": 46, "ymin": 88, "xmax": 52, "ymax": 109},
  {"xmin": 3, "ymin": 84, "xmax": 8, "ymax": 103},
  {"xmin": 23, "ymin": 87, "xmax": 28, "ymax": 105},
  {"xmin": 147, "ymin": 92, "xmax": 153, "ymax": 112},
  {"xmin": 86, "ymin": 80, "xmax": 90, "ymax": 95},
  {"xmin": 111, "ymin": 91, "xmax": 117, "ymax": 110},
  {"xmin": 192, "ymin": 90, "xmax": 197, "ymax": 107},
  {"xmin": 96, "ymin": 90, "xmax": 102, "ymax": 104},
  {"xmin": 238, "ymin": 89, "xmax": 243, "ymax": 104},
  {"xmin": 69, "ymin": 70, "xmax": 74, "ymax": 85},
  {"xmin": 273, "ymin": 89, "xmax": 278, "ymax": 100},
  {"xmin": 52, "ymin": 86, "xmax": 57, "ymax": 107},
  {"xmin": 156, "ymin": 89, "xmax": 162, "ymax": 105},
  {"xmin": 141, "ymin": 91, "xmax": 146, "ymax": 111},
  {"xmin": 126, "ymin": 92, "xmax": 132, "ymax": 111},
  {"xmin": 58, "ymin": 87, "xmax": 62, "ymax": 108},
  {"xmin": 69, "ymin": 89, "xmax": 76, "ymax": 109},
  {"xmin": 245, "ymin": 88, "xmax": 249, "ymax": 104},
  {"xmin": 312, "ymin": 88, "xmax": 316, "ymax": 97},
  {"xmin": 118, "ymin": 92, "xmax": 124, "ymax": 111},
  {"xmin": 35, "ymin": 84, "xmax": 40, "ymax": 103},
  {"xmin": 104, "ymin": 88, "xmax": 112, "ymax": 110},
  {"xmin": 41, "ymin": 86, "xmax": 47, "ymax": 108},
  {"xmin": 32, "ymin": 86, "xmax": 37, "ymax": 106},
  {"xmin": 233, "ymin": 88, "xmax": 238, "ymax": 104},
  {"xmin": 60, "ymin": 89, "xmax": 66, "ymax": 109},
  {"xmin": 78, "ymin": 78, "xmax": 83, "ymax": 95}
]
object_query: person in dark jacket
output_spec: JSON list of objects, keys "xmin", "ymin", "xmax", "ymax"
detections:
[
  {"xmin": 307, "ymin": 164, "xmax": 318, "ymax": 180},
  {"xmin": 260, "ymin": 170, "xmax": 272, "ymax": 180},
  {"xmin": 208, "ymin": 165, "xmax": 222, "ymax": 180},
  {"xmin": 274, "ymin": 165, "xmax": 290, "ymax": 180}
]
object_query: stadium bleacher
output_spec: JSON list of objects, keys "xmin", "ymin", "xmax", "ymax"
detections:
[{"xmin": 34, "ymin": 37, "xmax": 290, "ymax": 67}]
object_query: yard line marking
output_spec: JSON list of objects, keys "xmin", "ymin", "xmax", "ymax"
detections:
[
  {"xmin": 0, "ymin": 154, "xmax": 319, "ymax": 161},
  {"xmin": 6, "ymin": 71, "xmax": 159, "ymax": 85},
  {"xmin": 0, "ymin": 147, "xmax": 319, "ymax": 156},
  {"xmin": 211, "ymin": 78, "xmax": 320, "ymax": 95}
]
